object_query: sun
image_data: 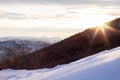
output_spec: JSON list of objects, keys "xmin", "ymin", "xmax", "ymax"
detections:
[{"xmin": 80, "ymin": 14, "xmax": 111, "ymax": 29}]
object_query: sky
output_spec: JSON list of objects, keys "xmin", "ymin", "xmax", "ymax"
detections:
[{"xmin": 0, "ymin": 0, "xmax": 119, "ymax": 38}]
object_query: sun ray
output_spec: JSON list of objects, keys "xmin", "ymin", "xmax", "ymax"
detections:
[
  {"xmin": 104, "ymin": 25, "xmax": 120, "ymax": 33},
  {"xmin": 90, "ymin": 25, "xmax": 111, "ymax": 48},
  {"xmin": 90, "ymin": 26, "xmax": 100, "ymax": 46},
  {"xmin": 100, "ymin": 26, "xmax": 110, "ymax": 47}
]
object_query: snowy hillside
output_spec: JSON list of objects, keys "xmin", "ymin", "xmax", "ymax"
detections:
[{"xmin": 0, "ymin": 47, "xmax": 120, "ymax": 80}]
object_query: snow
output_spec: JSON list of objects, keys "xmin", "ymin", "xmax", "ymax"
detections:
[{"xmin": 0, "ymin": 47, "xmax": 120, "ymax": 80}]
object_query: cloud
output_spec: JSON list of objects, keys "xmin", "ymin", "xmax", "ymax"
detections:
[
  {"xmin": 0, "ymin": 12, "xmax": 27, "ymax": 19},
  {"xmin": 109, "ymin": 13, "xmax": 120, "ymax": 16},
  {"xmin": 0, "ymin": 26, "xmax": 83, "ymax": 35},
  {"xmin": 0, "ymin": 11, "xmax": 49, "ymax": 20},
  {"xmin": 0, "ymin": 0, "xmax": 119, "ymax": 7}
]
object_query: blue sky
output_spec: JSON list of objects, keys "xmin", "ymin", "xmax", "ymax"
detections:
[{"xmin": 0, "ymin": 0, "xmax": 119, "ymax": 38}]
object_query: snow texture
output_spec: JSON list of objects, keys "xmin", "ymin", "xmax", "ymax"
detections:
[{"xmin": 0, "ymin": 47, "xmax": 120, "ymax": 80}]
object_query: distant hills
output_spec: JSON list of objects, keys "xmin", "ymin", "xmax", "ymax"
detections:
[
  {"xmin": 0, "ymin": 36, "xmax": 63, "ymax": 44},
  {"xmin": 0, "ymin": 37, "xmax": 63, "ymax": 69},
  {"xmin": 0, "ymin": 17, "xmax": 120, "ymax": 70},
  {"xmin": 0, "ymin": 40, "xmax": 50, "ymax": 66}
]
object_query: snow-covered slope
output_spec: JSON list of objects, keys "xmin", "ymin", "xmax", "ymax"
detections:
[{"xmin": 0, "ymin": 47, "xmax": 120, "ymax": 80}]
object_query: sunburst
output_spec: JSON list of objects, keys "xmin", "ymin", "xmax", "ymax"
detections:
[
  {"xmin": 90, "ymin": 25, "xmax": 110, "ymax": 47},
  {"xmin": 91, "ymin": 23, "xmax": 120, "ymax": 47}
]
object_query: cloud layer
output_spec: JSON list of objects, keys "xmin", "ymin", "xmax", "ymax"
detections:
[
  {"xmin": 0, "ymin": 0, "xmax": 119, "ymax": 6},
  {"xmin": 0, "ymin": 0, "xmax": 119, "ymax": 37}
]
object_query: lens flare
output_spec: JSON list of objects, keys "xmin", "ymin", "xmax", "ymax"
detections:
[{"xmin": 90, "ymin": 25, "xmax": 110, "ymax": 47}]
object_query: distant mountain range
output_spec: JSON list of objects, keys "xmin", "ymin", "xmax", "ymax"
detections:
[
  {"xmin": 0, "ymin": 40, "xmax": 50, "ymax": 63},
  {"xmin": 0, "ymin": 18, "xmax": 120, "ymax": 70},
  {"xmin": 0, "ymin": 36, "xmax": 63, "ymax": 44},
  {"xmin": 0, "ymin": 36, "xmax": 63, "ymax": 61}
]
